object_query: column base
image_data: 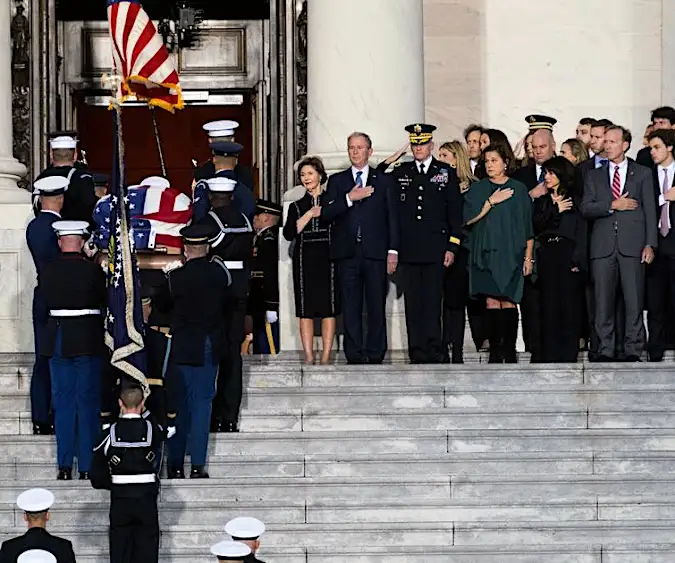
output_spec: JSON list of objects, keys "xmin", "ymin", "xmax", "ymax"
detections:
[{"xmin": 0, "ymin": 156, "xmax": 28, "ymax": 203}]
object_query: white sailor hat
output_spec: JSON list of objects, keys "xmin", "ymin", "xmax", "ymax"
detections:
[
  {"xmin": 141, "ymin": 176, "xmax": 171, "ymax": 189},
  {"xmin": 17, "ymin": 551, "xmax": 57, "ymax": 563},
  {"xmin": 203, "ymin": 120, "xmax": 240, "ymax": 138},
  {"xmin": 32, "ymin": 176, "xmax": 69, "ymax": 196},
  {"xmin": 206, "ymin": 177, "xmax": 237, "ymax": 193},
  {"xmin": 49, "ymin": 136, "xmax": 77, "ymax": 149},
  {"xmin": 210, "ymin": 540, "xmax": 251, "ymax": 561},
  {"xmin": 225, "ymin": 516, "xmax": 265, "ymax": 540},
  {"xmin": 52, "ymin": 220, "xmax": 89, "ymax": 237},
  {"xmin": 17, "ymin": 488, "xmax": 54, "ymax": 513}
]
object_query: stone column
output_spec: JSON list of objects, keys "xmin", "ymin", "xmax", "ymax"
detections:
[
  {"xmin": 0, "ymin": 0, "xmax": 33, "ymax": 355},
  {"xmin": 280, "ymin": 0, "xmax": 425, "ymax": 353}
]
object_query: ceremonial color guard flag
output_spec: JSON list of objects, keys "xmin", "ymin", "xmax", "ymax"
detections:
[
  {"xmin": 107, "ymin": 0, "xmax": 183, "ymax": 112},
  {"xmin": 104, "ymin": 114, "xmax": 148, "ymax": 393}
]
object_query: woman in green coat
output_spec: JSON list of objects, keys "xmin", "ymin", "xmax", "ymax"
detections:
[{"xmin": 464, "ymin": 144, "xmax": 534, "ymax": 363}]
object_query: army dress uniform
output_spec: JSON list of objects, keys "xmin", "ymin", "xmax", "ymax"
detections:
[
  {"xmin": 41, "ymin": 221, "xmax": 107, "ymax": 480},
  {"xmin": 153, "ymin": 225, "xmax": 232, "ymax": 477},
  {"xmin": 0, "ymin": 489, "xmax": 75, "ymax": 563},
  {"xmin": 34, "ymin": 134, "xmax": 98, "ymax": 225},
  {"xmin": 26, "ymin": 177, "xmax": 69, "ymax": 434},
  {"xmin": 91, "ymin": 407, "xmax": 165, "ymax": 563},
  {"xmin": 392, "ymin": 124, "xmax": 463, "ymax": 363},
  {"xmin": 197, "ymin": 177, "xmax": 254, "ymax": 433},
  {"xmin": 248, "ymin": 200, "xmax": 281, "ymax": 354}
]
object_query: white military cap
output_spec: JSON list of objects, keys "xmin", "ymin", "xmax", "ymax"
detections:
[
  {"xmin": 210, "ymin": 540, "xmax": 251, "ymax": 560},
  {"xmin": 225, "ymin": 516, "xmax": 265, "ymax": 540},
  {"xmin": 141, "ymin": 176, "xmax": 171, "ymax": 189},
  {"xmin": 16, "ymin": 488, "xmax": 54, "ymax": 513},
  {"xmin": 17, "ymin": 551, "xmax": 57, "ymax": 563},
  {"xmin": 52, "ymin": 220, "xmax": 90, "ymax": 237},
  {"xmin": 206, "ymin": 177, "xmax": 237, "ymax": 193},
  {"xmin": 49, "ymin": 136, "xmax": 77, "ymax": 149},
  {"xmin": 32, "ymin": 176, "xmax": 69, "ymax": 196},
  {"xmin": 203, "ymin": 120, "xmax": 240, "ymax": 138}
]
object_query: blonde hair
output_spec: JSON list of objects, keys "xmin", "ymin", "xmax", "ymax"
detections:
[
  {"xmin": 439, "ymin": 141, "xmax": 477, "ymax": 191},
  {"xmin": 561, "ymin": 138, "xmax": 590, "ymax": 164}
]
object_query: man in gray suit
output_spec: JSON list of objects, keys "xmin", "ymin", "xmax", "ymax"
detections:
[{"xmin": 581, "ymin": 125, "xmax": 657, "ymax": 362}]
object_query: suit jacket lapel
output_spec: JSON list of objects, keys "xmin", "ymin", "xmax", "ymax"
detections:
[{"xmin": 625, "ymin": 161, "xmax": 636, "ymax": 196}]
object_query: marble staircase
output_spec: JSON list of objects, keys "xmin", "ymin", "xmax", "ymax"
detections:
[{"xmin": 1, "ymin": 353, "xmax": 675, "ymax": 561}]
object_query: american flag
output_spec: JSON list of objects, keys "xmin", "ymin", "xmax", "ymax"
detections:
[
  {"xmin": 104, "ymin": 113, "xmax": 148, "ymax": 394},
  {"xmin": 107, "ymin": 0, "xmax": 183, "ymax": 112}
]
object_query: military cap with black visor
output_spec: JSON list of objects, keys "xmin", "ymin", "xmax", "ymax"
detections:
[{"xmin": 389, "ymin": 122, "xmax": 464, "ymax": 364}]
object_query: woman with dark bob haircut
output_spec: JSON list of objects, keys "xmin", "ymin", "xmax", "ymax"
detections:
[
  {"xmin": 283, "ymin": 156, "xmax": 340, "ymax": 364},
  {"xmin": 533, "ymin": 155, "xmax": 587, "ymax": 363},
  {"xmin": 463, "ymin": 143, "xmax": 534, "ymax": 363}
]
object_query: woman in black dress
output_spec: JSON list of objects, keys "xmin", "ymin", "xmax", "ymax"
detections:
[
  {"xmin": 534, "ymin": 156, "xmax": 587, "ymax": 363},
  {"xmin": 283, "ymin": 156, "xmax": 339, "ymax": 364}
]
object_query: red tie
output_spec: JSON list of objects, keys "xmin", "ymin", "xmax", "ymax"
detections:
[{"xmin": 611, "ymin": 165, "xmax": 621, "ymax": 199}]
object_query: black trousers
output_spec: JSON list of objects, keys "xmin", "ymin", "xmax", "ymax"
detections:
[
  {"xmin": 520, "ymin": 277, "xmax": 542, "ymax": 362},
  {"xmin": 646, "ymin": 251, "xmax": 675, "ymax": 359},
  {"xmin": 442, "ymin": 247, "xmax": 470, "ymax": 362},
  {"xmin": 109, "ymin": 493, "xmax": 159, "ymax": 563},
  {"xmin": 467, "ymin": 298, "xmax": 487, "ymax": 351},
  {"xmin": 538, "ymin": 239, "xmax": 583, "ymax": 363},
  {"xmin": 401, "ymin": 262, "xmax": 444, "ymax": 363},
  {"xmin": 337, "ymin": 246, "xmax": 388, "ymax": 364},
  {"xmin": 213, "ymin": 271, "xmax": 248, "ymax": 424}
]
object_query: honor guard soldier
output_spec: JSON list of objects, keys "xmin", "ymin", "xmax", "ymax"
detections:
[
  {"xmin": 197, "ymin": 177, "xmax": 254, "ymax": 433},
  {"xmin": 249, "ymin": 200, "xmax": 281, "ymax": 354},
  {"xmin": 392, "ymin": 124, "xmax": 463, "ymax": 363},
  {"xmin": 26, "ymin": 177, "xmax": 69, "ymax": 435},
  {"xmin": 34, "ymin": 133, "xmax": 97, "ymax": 225},
  {"xmin": 193, "ymin": 141, "xmax": 255, "ymax": 221},
  {"xmin": 194, "ymin": 119, "xmax": 255, "ymax": 191},
  {"xmin": 225, "ymin": 517, "xmax": 266, "ymax": 563},
  {"xmin": 41, "ymin": 220, "xmax": 106, "ymax": 481},
  {"xmin": 210, "ymin": 541, "xmax": 251, "ymax": 563},
  {"xmin": 153, "ymin": 224, "xmax": 232, "ymax": 478},
  {"xmin": 0, "ymin": 488, "xmax": 75, "ymax": 563},
  {"xmin": 91, "ymin": 384, "xmax": 165, "ymax": 563}
]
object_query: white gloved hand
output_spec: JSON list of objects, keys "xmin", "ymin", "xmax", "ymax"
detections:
[
  {"xmin": 162, "ymin": 260, "xmax": 183, "ymax": 274},
  {"xmin": 266, "ymin": 311, "xmax": 278, "ymax": 324},
  {"xmin": 83, "ymin": 236, "xmax": 99, "ymax": 258},
  {"xmin": 100, "ymin": 260, "xmax": 108, "ymax": 273},
  {"xmin": 167, "ymin": 426, "xmax": 176, "ymax": 439}
]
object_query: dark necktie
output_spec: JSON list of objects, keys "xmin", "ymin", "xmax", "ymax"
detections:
[
  {"xmin": 599, "ymin": 158, "xmax": 609, "ymax": 168},
  {"xmin": 418, "ymin": 163, "xmax": 425, "ymax": 175},
  {"xmin": 355, "ymin": 170, "xmax": 363, "ymax": 187},
  {"xmin": 537, "ymin": 168, "xmax": 544, "ymax": 183}
]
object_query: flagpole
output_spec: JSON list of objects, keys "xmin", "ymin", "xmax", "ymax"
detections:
[{"xmin": 149, "ymin": 106, "xmax": 167, "ymax": 177}]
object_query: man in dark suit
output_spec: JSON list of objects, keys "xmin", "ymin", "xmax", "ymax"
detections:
[
  {"xmin": 322, "ymin": 132, "xmax": 399, "ymax": 364},
  {"xmin": 391, "ymin": 123, "xmax": 462, "ymax": 364},
  {"xmin": 581, "ymin": 125, "xmax": 657, "ymax": 362},
  {"xmin": 645, "ymin": 129, "xmax": 675, "ymax": 361},
  {"xmin": 635, "ymin": 107, "xmax": 675, "ymax": 168},
  {"xmin": 578, "ymin": 119, "xmax": 613, "ymax": 181},
  {"xmin": 0, "ymin": 488, "xmax": 75, "ymax": 563},
  {"xmin": 512, "ymin": 115, "xmax": 557, "ymax": 363}
]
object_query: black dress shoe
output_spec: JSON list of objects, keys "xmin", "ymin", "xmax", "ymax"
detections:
[
  {"xmin": 221, "ymin": 422, "xmax": 239, "ymax": 433},
  {"xmin": 78, "ymin": 471, "xmax": 90, "ymax": 480},
  {"xmin": 593, "ymin": 355, "xmax": 615, "ymax": 363},
  {"xmin": 649, "ymin": 355, "xmax": 664, "ymax": 363},
  {"xmin": 190, "ymin": 465, "xmax": 209, "ymax": 479},
  {"xmin": 57, "ymin": 468, "xmax": 72, "ymax": 480},
  {"xmin": 622, "ymin": 355, "xmax": 642, "ymax": 363},
  {"xmin": 32, "ymin": 422, "xmax": 53, "ymax": 435},
  {"xmin": 167, "ymin": 467, "xmax": 185, "ymax": 479},
  {"xmin": 210, "ymin": 419, "xmax": 222, "ymax": 433}
]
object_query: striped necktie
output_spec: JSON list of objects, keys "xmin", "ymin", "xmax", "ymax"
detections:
[{"xmin": 611, "ymin": 165, "xmax": 622, "ymax": 199}]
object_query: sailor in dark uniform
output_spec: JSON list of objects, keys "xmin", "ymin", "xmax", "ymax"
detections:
[
  {"xmin": 26, "ymin": 177, "xmax": 69, "ymax": 435},
  {"xmin": 93, "ymin": 173, "xmax": 109, "ymax": 200},
  {"xmin": 225, "ymin": 517, "xmax": 266, "ymax": 563},
  {"xmin": 0, "ymin": 488, "xmax": 75, "ymax": 563},
  {"xmin": 91, "ymin": 384, "xmax": 165, "ymax": 563},
  {"xmin": 34, "ymin": 133, "xmax": 97, "ymax": 225},
  {"xmin": 391, "ymin": 123, "xmax": 463, "ymax": 363},
  {"xmin": 153, "ymin": 224, "xmax": 232, "ymax": 478},
  {"xmin": 193, "ymin": 119, "xmax": 255, "ymax": 190},
  {"xmin": 197, "ymin": 177, "xmax": 254, "ymax": 433},
  {"xmin": 41, "ymin": 220, "xmax": 106, "ymax": 481},
  {"xmin": 210, "ymin": 541, "xmax": 251, "ymax": 563},
  {"xmin": 248, "ymin": 200, "xmax": 281, "ymax": 354},
  {"xmin": 193, "ymin": 141, "xmax": 255, "ymax": 221}
]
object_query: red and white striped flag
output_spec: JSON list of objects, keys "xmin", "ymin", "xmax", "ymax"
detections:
[{"xmin": 107, "ymin": 0, "xmax": 183, "ymax": 112}]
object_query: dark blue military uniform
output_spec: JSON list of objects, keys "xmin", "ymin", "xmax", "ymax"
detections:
[
  {"xmin": 193, "ymin": 169, "xmax": 255, "ymax": 222},
  {"xmin": 34, "ymin": 166, "xmax": 98, "ymax": 225},
  {"xmin": 26, "ymin": 210, "xmax": 61, "ymax": 432}
]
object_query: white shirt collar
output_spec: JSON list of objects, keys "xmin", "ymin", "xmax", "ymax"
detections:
[
  {"xmin": 415, "ymin": 155, "xmax": 433, "ymax": 171},
  {"xmin": 41, "ymin": 210, "xmax": 61, "ymax": 218},
  {"xmin": 658, "ymin": 159, "xmax": 675, "ymax": 174},
  {"xmin": 120, "ymin": 413, "xmax": 141, "ymax": 419},
  {"xmin": 611, "ymin": 158, "xmax": 628, "ymax": 171}
]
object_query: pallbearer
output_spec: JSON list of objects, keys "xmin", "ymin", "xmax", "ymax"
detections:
[
  {"xmin": 249, "ymin": 200, "xmax": 282, "ymax": 354},
  {"xmin": 41, "ymin": 220, "xmax": 106, "ymax": 481},
  {"xmin": 26, "ymin": 177, "xmax": 69, "ymax": 435},
  {"xmin": 210, "ymin": 541, "xmax": 251, "ymax": 563},
  {"xmin": 225, "ymin": 517, "xmax": 266, "ymax": 563}
]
